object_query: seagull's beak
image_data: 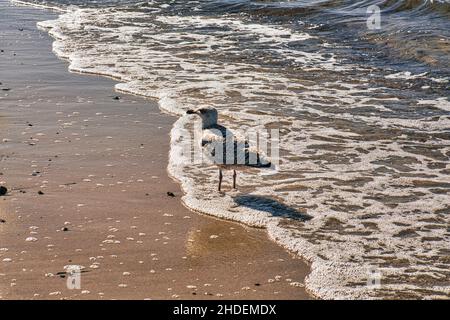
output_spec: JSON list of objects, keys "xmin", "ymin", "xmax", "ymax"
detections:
[{"xmin": 186, "ymin": 109, "xmax": 196, "ymax": 115}]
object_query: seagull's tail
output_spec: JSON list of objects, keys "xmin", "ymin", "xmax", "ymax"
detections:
[
  {"xmin": 252, "ymin": 161, "xmax": 272, "ymax": 168},
  {"xmin": 248, "ymin": 153, "xmax": 271, "ymax": 168}
]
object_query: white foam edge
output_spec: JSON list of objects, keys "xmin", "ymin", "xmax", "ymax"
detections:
[{"xmin": 10, "ymin": 0, "xmax": 67, "ymax": 13}]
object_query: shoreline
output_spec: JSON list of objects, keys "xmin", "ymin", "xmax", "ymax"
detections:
[
  {"xmin": 4, "ymin": 0, "xmax": 449, "ymax": 300},
  {"xmin": 0, "ymin": 0, "xmax": 312, "ymax": 300}
]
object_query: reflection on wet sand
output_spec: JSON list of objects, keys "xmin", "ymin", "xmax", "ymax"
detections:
[{"xmin": 185, "ymin": 221, "xmax": 263, "ymax": 261}]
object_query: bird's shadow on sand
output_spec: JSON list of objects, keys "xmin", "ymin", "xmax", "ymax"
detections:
[{"xmin": 233, "ymin": 195, "xmax": 312, "ymax": 221}]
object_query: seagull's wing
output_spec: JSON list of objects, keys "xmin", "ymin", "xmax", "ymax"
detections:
[
  {"xmin": 201, "ymin": 129, "xmax": 225, "ymax": 164},
  {"xmin": 202, "ymin": 129, "xmax": 271, "ymax": 167}
]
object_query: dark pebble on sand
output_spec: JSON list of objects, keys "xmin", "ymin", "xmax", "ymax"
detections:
[
  {"xmin": 2, "ymin": 88, "xmax": 11, "ymax": 91},
  {"xmin": 167, "ymin": 191, "xmax": 175, "ymax": 197},
  {"xmin": 62, "ymin": 227, "xmax": 69, "ymax": 232},
  {"xmin": 38, "ymin": 190, "xmax": 44, "ymax": 195},
  {"xmin": 113, "ymin": 96, "xmax": 120, "ymax": 100},
  {"xmin": 254, "ymin": 283, "xmax": 261, "ymax": 286},
  {"xmin": 0, "ymin": 218, "xmax": 6, "ymax": 223},
  {"xmin": 0, "ymin": 186, "xmax": 7, "ymax": 196}
]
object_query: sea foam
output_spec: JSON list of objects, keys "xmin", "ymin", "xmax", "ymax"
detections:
[{"xmin": 14, "ymin": 0, "xmax": 450, "ymax": 299}]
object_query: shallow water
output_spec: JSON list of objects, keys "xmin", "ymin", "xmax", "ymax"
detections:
[{"xmin": 10, "ymin": 0, "xmax": 450, "ymax": 299}]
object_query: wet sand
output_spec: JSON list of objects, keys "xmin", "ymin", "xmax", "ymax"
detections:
[{"xmin": 0, "ymin": 1, "xmax": 311, "ymax": 299}]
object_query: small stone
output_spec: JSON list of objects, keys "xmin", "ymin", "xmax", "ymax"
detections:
[
  {"xmin": 166, "ymin": 191, "xmax": 175, "ymax": 197},
  {"xmin": 38, "ymin": 191, "xmax": 44, "ymax": 195},
  {"xmin": 0, "ymin": 186, "xmax": 7, "ymax": 196}
]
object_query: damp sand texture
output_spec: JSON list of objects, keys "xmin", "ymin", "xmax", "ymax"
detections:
[{"xmin": 0, "ymin": 1, "xmax": 311, "ymax": 300}]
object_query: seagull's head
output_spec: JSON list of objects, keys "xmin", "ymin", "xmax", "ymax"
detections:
[{"xmin": 186, "ymin": 107, "xmax": 218, "ymax": 129}]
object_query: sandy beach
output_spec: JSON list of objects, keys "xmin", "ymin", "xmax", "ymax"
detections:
[{"xmin": 0, "ymin": 1, "xmax": 311, "ymax": 300}]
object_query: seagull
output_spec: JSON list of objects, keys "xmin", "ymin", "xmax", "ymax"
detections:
[{"xmin": 186, "ymin": 107, "xmax": 272, "ymax": 192}]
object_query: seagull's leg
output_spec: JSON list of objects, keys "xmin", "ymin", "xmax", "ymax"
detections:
[
  {"xmin": 218, "ymin": 168, "xmax": 223, "ymax": 192},
  {"xmin": 233, "ymin": 169, "xmax": 237, "ymax": 189}
]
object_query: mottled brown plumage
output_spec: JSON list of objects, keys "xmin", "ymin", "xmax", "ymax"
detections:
[{"xmin": 186, "ymin": 107, "xmax": 271, "ymax": 191}]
